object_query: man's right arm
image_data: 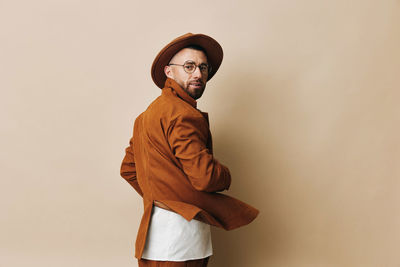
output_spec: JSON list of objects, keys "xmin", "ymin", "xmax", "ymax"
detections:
[{"xmin": 120, "ymin": 136, "xmax": 143, "ymax": 196}]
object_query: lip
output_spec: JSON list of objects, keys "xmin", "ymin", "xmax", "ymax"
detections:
[{"xmin": 189, "ymin": 82, "xmax": 203, "ymax": 88}]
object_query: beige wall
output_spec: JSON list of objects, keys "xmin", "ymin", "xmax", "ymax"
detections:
[{"xmin": 1, "ymin": 0, "xmax": 399, "ymax": 266}]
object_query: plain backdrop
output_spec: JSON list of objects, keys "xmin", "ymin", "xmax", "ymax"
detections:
[{"xmin": 1, "ymin": 0, "xmax": 399, "ymax": 266}]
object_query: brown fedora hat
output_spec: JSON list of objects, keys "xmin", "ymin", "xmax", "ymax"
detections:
[{"xmin": 151, "ymin": 33, "xmax": 223, "ymax": 89}]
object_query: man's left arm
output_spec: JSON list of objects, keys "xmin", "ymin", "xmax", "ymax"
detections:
[{"xmin": 168, "ymin": 112, "xmax": 231, "ymax": 193}]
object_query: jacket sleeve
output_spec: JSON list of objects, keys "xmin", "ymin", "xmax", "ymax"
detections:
[
  {"xmin": 120, "ymin": 136, "xmax": 143, "ymax": 196},
  {"xmin": 168, "ymin": 112, "xmax": 231, "ymax": 193}
]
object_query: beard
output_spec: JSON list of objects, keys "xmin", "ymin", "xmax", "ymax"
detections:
[{"xmin": 184, "ymin": 80, "xmax": 206, "ymax": 100}]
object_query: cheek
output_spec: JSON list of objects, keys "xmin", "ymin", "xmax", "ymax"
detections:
[{"xmin": 184, "ymin": 74, "xmax": 192, "ymax": 84}]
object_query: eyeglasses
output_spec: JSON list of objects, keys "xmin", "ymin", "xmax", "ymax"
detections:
[{"xmin": 168, "ymin": 60, "xmax": 212, "ymax": 75}]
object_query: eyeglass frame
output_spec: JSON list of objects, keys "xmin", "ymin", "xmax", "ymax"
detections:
[{"xmin": 168, "ymin": 60, "xmax": 212, "ymax": 75}]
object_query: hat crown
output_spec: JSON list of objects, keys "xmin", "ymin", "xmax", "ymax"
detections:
[{"xmin": 174, "ymin": 32, "xmax": 193, "ymax": 40}]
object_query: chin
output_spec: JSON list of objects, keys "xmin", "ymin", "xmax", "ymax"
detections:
[
  {"xmin": 191, "ymin": 90, "xmax": 204, "ymax": 100},
  {"xmin": 185, "ymin": 87, "xmax": 205, "ymax": 100}
]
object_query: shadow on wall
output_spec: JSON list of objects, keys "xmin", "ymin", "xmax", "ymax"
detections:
[{"xmin": 207, "ymin": 70, "xmax": 295, "ymax": 267}]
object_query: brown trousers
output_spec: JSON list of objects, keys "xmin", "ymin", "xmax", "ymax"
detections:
[{"xmin": 138, "ymin": 257, "xmax": 209, "ymax": 267}]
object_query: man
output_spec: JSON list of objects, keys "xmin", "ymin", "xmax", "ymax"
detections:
[{"xmin": 120, "ymin": 33, "xmax": 259, "ymax": 267}]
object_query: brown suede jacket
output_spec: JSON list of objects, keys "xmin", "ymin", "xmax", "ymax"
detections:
[{"xmin": 120, "ymin": 77, "xmax": 259, "ymax": 259}]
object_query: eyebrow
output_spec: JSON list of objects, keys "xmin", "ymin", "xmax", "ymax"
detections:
[{"xmin": 185, "ymin": 60, "xmax": 208, "ymax": 65}]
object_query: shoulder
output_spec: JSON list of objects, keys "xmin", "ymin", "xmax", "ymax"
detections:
[{"xmin": 146, "ymin": 89, "xmax": 203, "ymax": 123}]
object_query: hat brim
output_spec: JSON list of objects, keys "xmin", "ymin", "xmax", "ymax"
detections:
[{"xmin": 151, "ymin": 33, "xmax": 223, "ymax": 89}]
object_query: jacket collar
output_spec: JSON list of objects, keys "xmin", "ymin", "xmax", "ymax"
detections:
[{"xmin": 163, "ymin": 78, "xmax": 197, "ymax": 108}]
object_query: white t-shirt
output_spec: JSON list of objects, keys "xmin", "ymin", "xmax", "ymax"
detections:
[{"xmin": 141, "ymin": 206, "xmax": 213, "ymax": 261}]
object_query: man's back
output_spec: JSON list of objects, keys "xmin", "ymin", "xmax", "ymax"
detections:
[{"xmin": 134, "ymin": 78, "xmax": 230, "ymax": 198}]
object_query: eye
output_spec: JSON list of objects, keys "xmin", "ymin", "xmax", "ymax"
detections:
[
  {"xmin": 184, "ymin": 63, "xmax": 195, "ymax": 71},
  {"xmin": 199, "ymin": 64, "xmax": 208, "ymax": 72}
]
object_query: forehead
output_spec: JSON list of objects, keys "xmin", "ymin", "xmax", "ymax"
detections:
[{"xmin": 170, "ymin": 48, "xmax": 208, "ymax": 64}]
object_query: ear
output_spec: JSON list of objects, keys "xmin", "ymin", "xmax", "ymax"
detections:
[{"xmin": 164, "ymin": 65, "xmax": 173, "ymax": 79}]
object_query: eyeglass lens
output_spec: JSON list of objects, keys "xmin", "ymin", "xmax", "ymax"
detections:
[{"xmin": 184, "ymin": 61, "xmax": 210, "ymax": 74}]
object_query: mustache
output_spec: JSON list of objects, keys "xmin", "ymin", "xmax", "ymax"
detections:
[{"xmin": 189, "ymin": 80, "xmax": 204, "ymax": 85}]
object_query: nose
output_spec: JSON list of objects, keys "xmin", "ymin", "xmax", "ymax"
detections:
[{"xmin": 191, "ymin": 65, "xmax": 203, "ymax": 79}]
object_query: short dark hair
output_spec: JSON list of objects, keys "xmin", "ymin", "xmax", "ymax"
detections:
[{"xmin": 184, "ymin": 45, "xmax": 208, "ymax": 57}]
